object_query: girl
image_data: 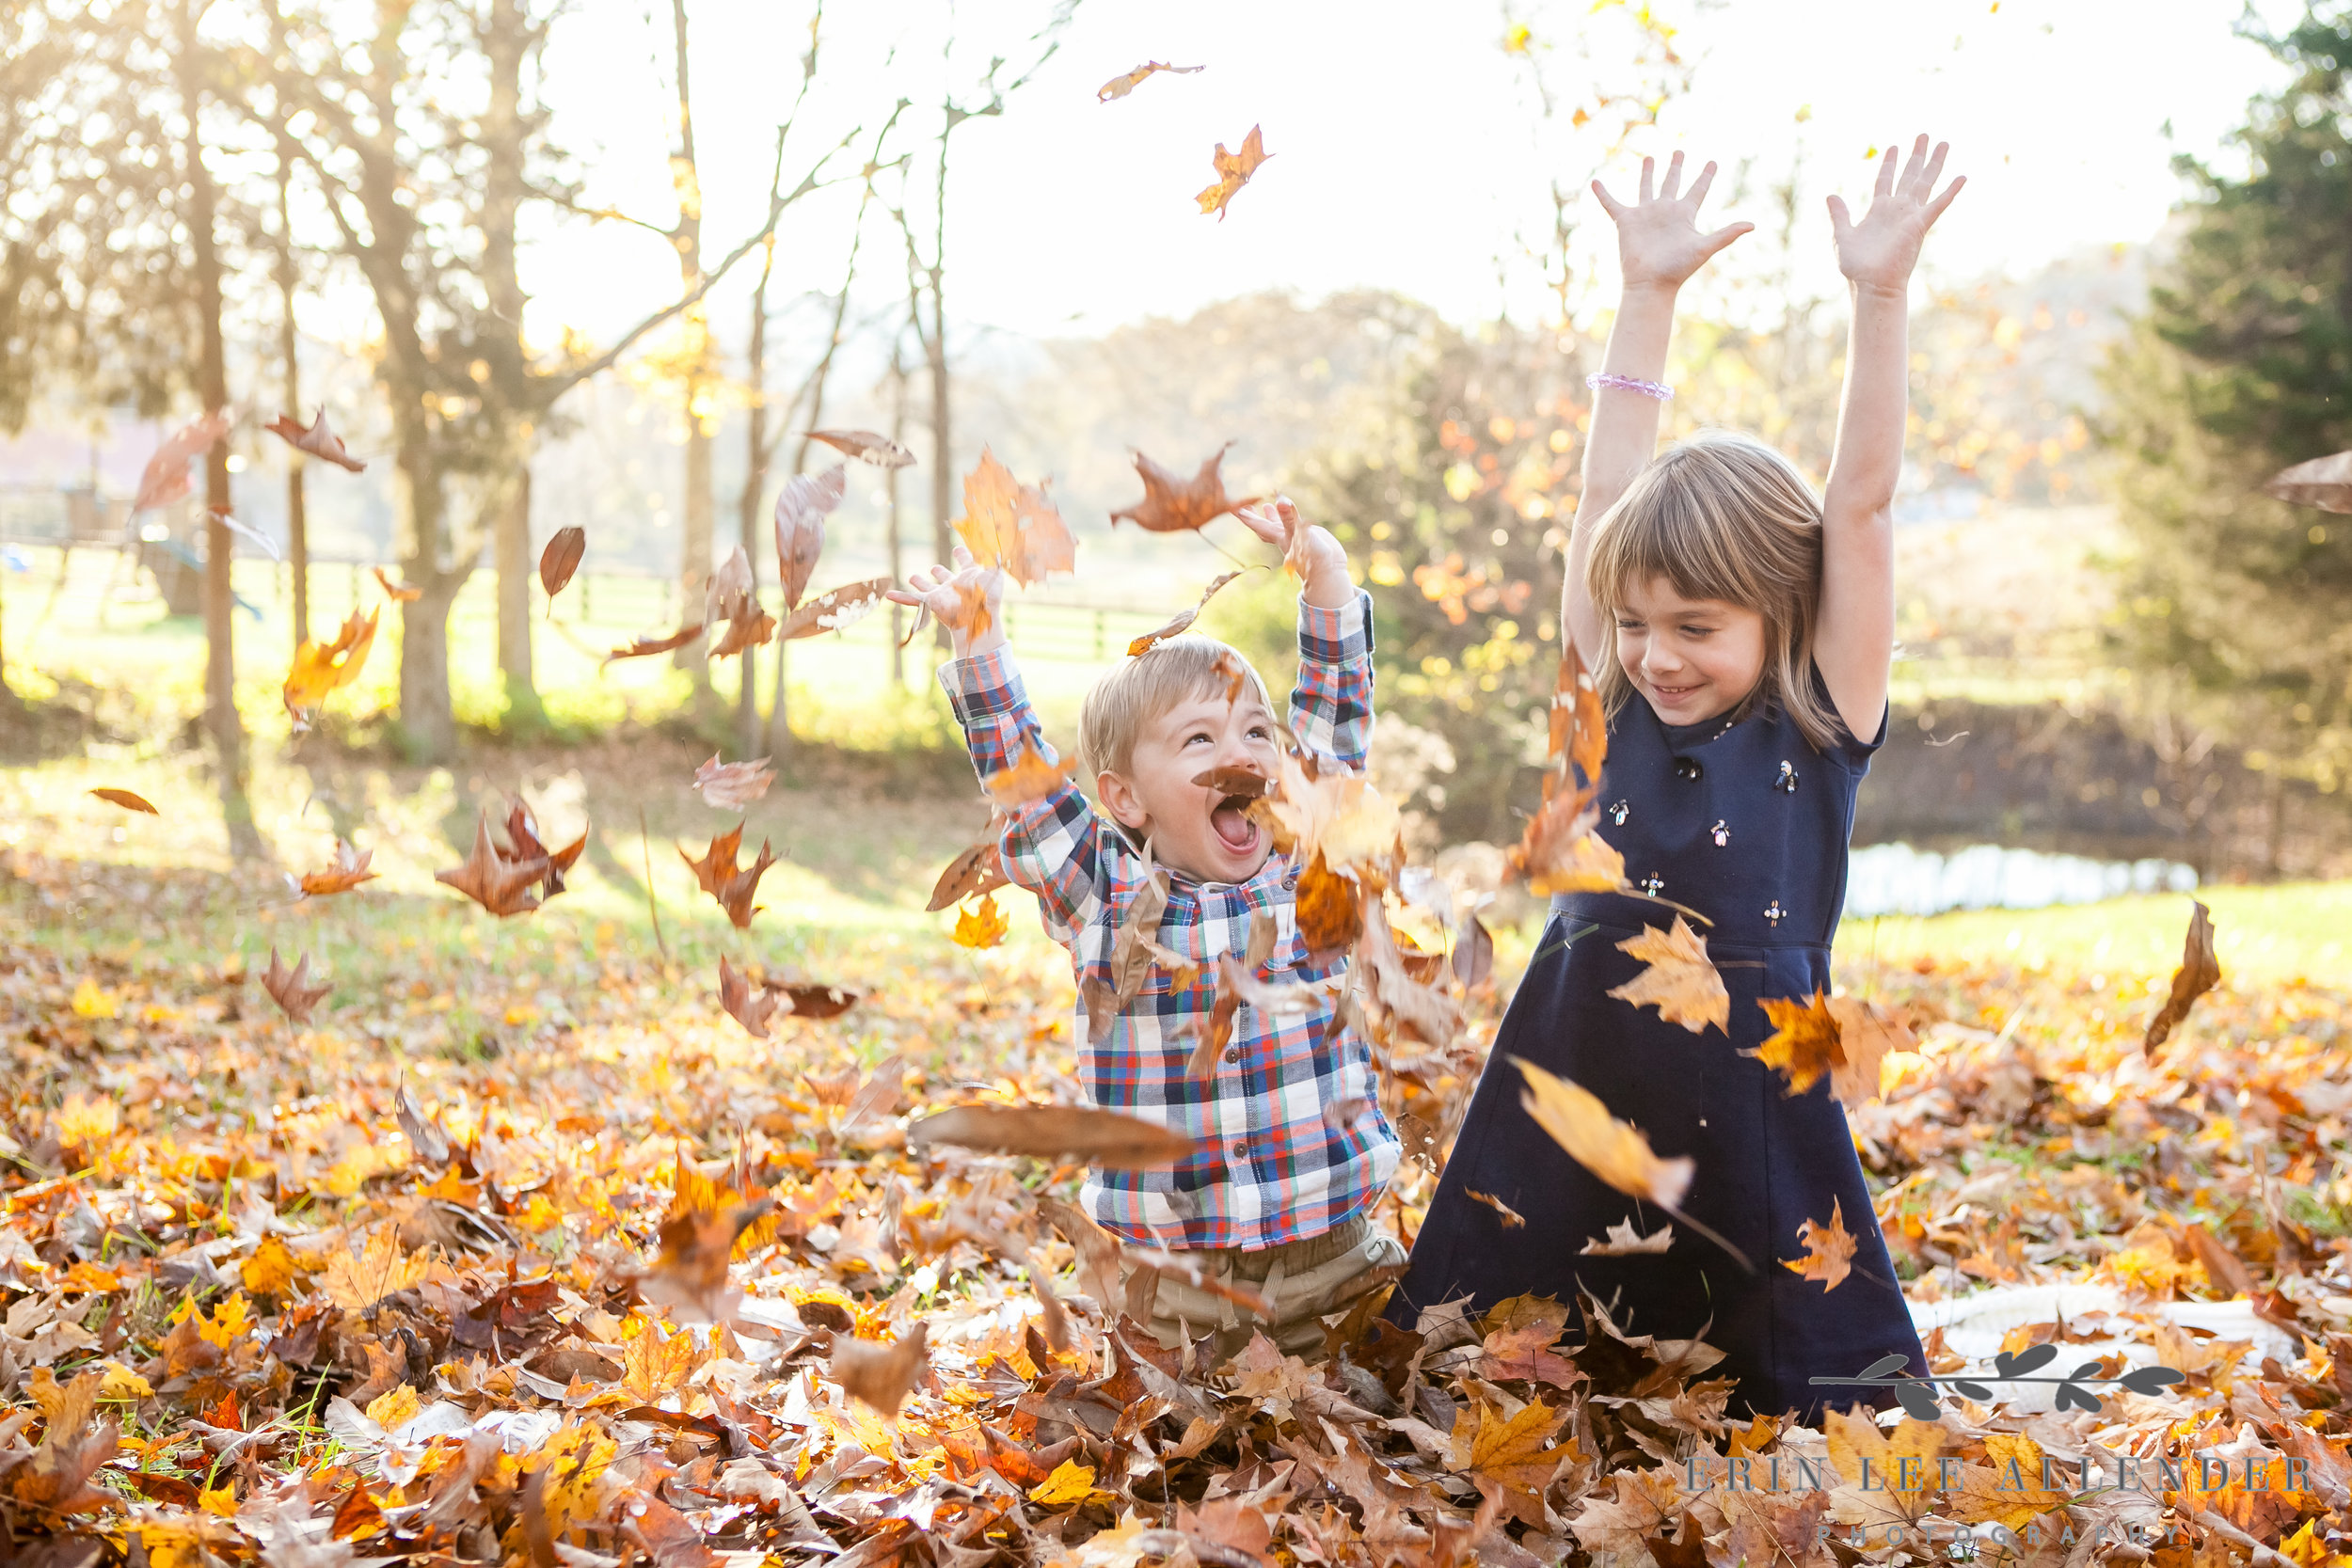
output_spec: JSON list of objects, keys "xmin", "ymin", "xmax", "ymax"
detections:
[{"xmin": 1391, "ymin": 138, "xmax": 1963, "ymax": 1418}]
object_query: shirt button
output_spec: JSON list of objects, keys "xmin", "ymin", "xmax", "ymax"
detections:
[
  {"xmin": 1223, "ymin": 1048, "xmax": 1240, "ymax": 1064},
  {"xmin": 1232, "ymin": 1141, "xmax": 1248, "ymax": 1159}
]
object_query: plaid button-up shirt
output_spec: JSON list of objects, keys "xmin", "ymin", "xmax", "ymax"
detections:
[{"xmin": 941, "ymin": 590, "xmax": 1401, "ymax": 1251}]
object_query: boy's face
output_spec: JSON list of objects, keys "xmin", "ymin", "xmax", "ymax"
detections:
[
  {"xmin": 1613, "ymin": 574, "xmax": 1768, "ymax": 726},
  {"xmin": 1098, "ymin": 688, "xmax": 1282, "ymax": 884}
]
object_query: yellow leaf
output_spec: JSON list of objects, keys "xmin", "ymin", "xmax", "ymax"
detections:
[
  {"xmin": 1748, "ymin": 991, "xmax": 1842, "ymax": 1094},
  {"xmin": 321, "ymin": 1230, "xmax": 429, "ymax": 1311},
  {"xmin": 70, "ymin": 979, "xmax": 119, "ymax": 1020},
  {"xmin": 1607, "ymin": 918, "xmax": 1728, "ymax": 1033},
  {"xmin": 522, "ymin": 1422, "xmax": 619, "ymax": 1537},
  {"xmin": 620, "ymin": 1315, "xmax": 699, "ymax": 1402},
  {"xmin": 199, "ymin": 1485, "xmax": 238, "ymax": 1517},
  {"xmin": 195, "ymin": 1291, "xmax": 255, "ymax": 1349},
  {"xmin": 1782, "ymin": 1197, "xmax": 1857, "ymax": 1291},
  {"xmin": 1824, "ymin": 1407, "xmax": 1944, "ymax": 1528},
  {"xmin": 53, "ymin": 1091, "xmax": 119, "ymax": 1149},
  {"xmin": 952, "ymin": 892, "xmax": 1009, "ymax": 949},
  {"xmin": 1949, "ymin": 1433, "xmax": 2069, "ymax": 1530},
  {"xmin": 242, "ymin": 1235, "xmax": 302, "ymax": 1298},
  {"xmin": 1028, "ymin": 1458, "xmax": 1098, "ymax": 1507},
  {"xmin": 1511, "ymin": 1056, "xmax": 1692, "ymax": 1209},
  {"xmin": 365, "ymin": 1384, "xmax": 421, "ymax": 1430},
  {"xmin": 283, "ymin": 607, "xmax": 379, "ymax": 715},
  {"xmin": 1452, "ymin": 1394, "xmax": 1570, "ymax": 1495},
  {"xmin": 97, "ymin": 1360, "xmax": 154, "ymax": 1402}
]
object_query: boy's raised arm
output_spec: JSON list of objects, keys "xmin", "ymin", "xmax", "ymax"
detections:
[
  {"xmin": 1236, "ymin": 499, "xmax": 1375, "ymax": 771},
  {"xmin": 1817, "ymin": 135, "xmax": 1963, "ymax": 740}
]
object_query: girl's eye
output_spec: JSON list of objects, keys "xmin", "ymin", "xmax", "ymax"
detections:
[{"xmin": 1683, "ymin": 626, "xmax": 1713, "ymax": 639}]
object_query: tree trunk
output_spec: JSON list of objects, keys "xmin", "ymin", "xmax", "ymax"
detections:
[
  {"xmin": 667, "ymin": 0, "xmax": 711, "ymax": 694},
  {"xmin": 738, "ymin": 223, "xmax": 775, "ymax": 762},
  {"xmin": 496, "ymin": 466, "xmax": 542, "ymax": 735},
  {"xmin": 276, "ymin": 136, "xmax": 307, "ymax": 648},
  {"xmin": 888, "ymin": 342, "xmax": 909, "ymax": 687},
  {"xmin": 392, "ymin": 397, "xmax": 460, "ymax": 761},
  {"xmin": 481, "ymin": 0, "xmax": 544, "ymax": 739},
  {"xmin": 179, "ymin": 1, "xmax": 261, "ymax": 861}
]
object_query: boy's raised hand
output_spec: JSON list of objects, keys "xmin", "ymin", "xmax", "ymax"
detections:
[
  {"xmin": 1829, "ymin": 135, "xmax": 1963, "ymax": 295},
  {"xmin": 1235, "ymin": 497, "xmax": 1352, "ymax": 610},
  {"xmin": 886, "ymin": 546, "xmax": 1007, "ymax": 657},
  {"xmin": 1592, "ymin": 150, "xmax": 1753, "ymax": 292}
]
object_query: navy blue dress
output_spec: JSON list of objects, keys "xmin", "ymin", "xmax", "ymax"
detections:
[{"xmin": 1390, "ymin": 668, "xmax": 1927, "ymax": 1419}]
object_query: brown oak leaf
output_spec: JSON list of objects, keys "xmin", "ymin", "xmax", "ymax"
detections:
[
  {"xmin": 1109, "ymin": 444, "xmax": 1258, "ymax": 533},
  {"xmin": 262, "ymin": 947, "xmax": 331, "ymax": 1023},
  {"xmin": 263, "ymin": 408, "xmax": 367, "ymax": 471}
]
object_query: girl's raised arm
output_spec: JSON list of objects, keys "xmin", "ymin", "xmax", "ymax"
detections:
[
  {"xmin": 1815, "ymin": 135, "xmax": 1963, "ymax": 738},
  {"xmin": 1565, "ymin": 152, "xmax": 1751, "ymax": 666}
]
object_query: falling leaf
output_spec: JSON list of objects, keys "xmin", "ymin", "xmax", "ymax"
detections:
[
  {"xmin": 1189, "ymin": 765, "xmax": 1270, "ymax": 799},
  {"xmin": 1195, "ymin": 124, "xmax": 1273, "ymax": 219},
  {"xmin": 283, "ymin": 607, "xmax": 380, "ymax": 717},
  {"xmin": 692, "ymin": 754, "xmax": 775, "ymax": 811},
  {"xmin": 1607, "ymin": 919, "xmax": 1728, "ymax": 1034},
  {"xmin": 1510, "ymin": 641, "xmax": 1622, "ymax": 895},
  {"xmin": 262, "ymin": 948, "xmax": 331, "ymax": 1024},
  {"xmin": 1822, "ymin": 995, "xmax": 1911, "ymax": 1104},
  {"xmin": 778, "ymin": 578, "xmax": 891, "ymax": 640},
  {"xmin": 718, "ymin": 956, "xmax": 858, "ymax": 1037},
  {"xmin": 986, "ymin": 737, "xmax": 1078, "ymax": 808},
  {"xmin": 1748, "ymin": 991, "xmax": 1843, "ymax": 1095},
  {"xmin": 908, "ymin": 1103, "xmax": 1200, "ymax": 1168},
  {"xmin": 1512, "ymin": 1056, "xmax": 1692, "ymax": 1210},
  {"xmin": 501, "ymin": 795, "xmax": 584, "ymax": 901},
  {"xmin": 718, "ymin": 954, "xmax": 782, "ymax": 1038},
  {"xmin": 1468, "ymin": 1190, "xmax": 1526, "ymax": 1228},
  {"xmin": 1128, "ymin": 569, "xmax": 1249, "ymax": 656},
  {"xmin": 830, "ymin": 1322, "xmax": 930, "ymax": 1417},
  {"xmin": 952, "ymin": 892, "xmax": 1009, "ymax": 949},
  {"xmin": 373, "ymin": 565, "xmax": 422, "ymax": 602},
  {"xmin": 132, "ymin": 412, "xmax": 230, "ymax": 512},
  {"xmin": 953, "ymin": 450, "xmax": 1076, "ymax": 588},
  {"xmin": 678, "ymin": 824, "xmax": 781, "ymax": 929},
  {"xmin": 1252, "ymin": 747, "xmax": 1402, "ymax": 883},
  {"xmin": 262, "ymin": 409, "xmax": 367, "ymax": 471},
  {"xmin": 213, "ymin": 507, "xmax": 281, "ymax": 561},
  {"xmin": 603, "ymin": 624, "xmax": 705, "ymax": 666},
  {"xmin": 640, "ymin": 1197, "xmax": 772, "ymax": 1323},
  {"xmin": 1109, "ymin": 444, "xmax": 1259, "ymax": 533},
  {"xmin": 1783, "ymin": 1197, "xmax": 1856, "ymax": 1291},
  {"xmin": 1454, "ymin": 911, "xmax": 1496, "ymax": 989},
  {"xmin": 1097, "ymin": 59, "xmax": 1203, "ymax": 101},
  {"xmin": 437, "ymin": 812, "xmax": 553, "ymax": 918},
  {"xmin": 297, "ymin": 838, "xmax": 379, "ymax": 897},
  {"xmin": 927, "ymin": 837, "xmax": 1010, "ymax": 911},
  {"xmin": 773, "ymin": 466, "xmax": 847, "ymax": 610},
  {"xmin": 2263, "ymin": 449, "xmax": 2352, "ymax": 514},
  {"xmin": 2144, "ymin": 898, "xmax": 2219, "ymax": 1052},
  {"xmin": 89, "ymin": 787, "xmax": 158, "ymax": 815},
  {"xmin": 1581, "ymin": 1220, "xmax": 1676, "ymax": 1256},
  {"xmin": 1293, "ymin": 851, "xmax": 1363, "ymax": 957},
  {"xmin": 708, "ymin": 602, "xmax": 778, "ymax": 659},
  {"xmin": 539, "ymin": 526, "xmax": 586, "ymax": 599},
  {"xmin": 396, "ymin": 1081, "xmax": 453, "ymax": 1167},
  {"xmin": 808, "ymin": 429, "xmax": 915, "ymax": 468}
]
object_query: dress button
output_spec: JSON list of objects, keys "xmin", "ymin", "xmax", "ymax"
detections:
[
  {"xmin": 1673, "ymin": 757, "xmax": 1703, "ymax": 781},
  {"xmin": 1232, "ymin": 1141, "xmax": 1248, "ymax": 1159}
]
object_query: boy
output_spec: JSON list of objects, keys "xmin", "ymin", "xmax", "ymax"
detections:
[{"xmin": 890, "ymin": 498, "xmax": 1404, "ymax": 1358}]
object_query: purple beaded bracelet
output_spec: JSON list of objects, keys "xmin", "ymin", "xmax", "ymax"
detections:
[{"xmin": 1585, "ymin": 372, "xmax": 1675, "ymax": 401}]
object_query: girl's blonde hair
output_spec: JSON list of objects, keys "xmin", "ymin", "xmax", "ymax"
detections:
[
  {"xmin": 1582, "ymin": 430, "xmax": 1846, "ymax": 753},
  {"xmin": 1077, "ymin": 635, "xmax": 1273, "ymax": 786}
]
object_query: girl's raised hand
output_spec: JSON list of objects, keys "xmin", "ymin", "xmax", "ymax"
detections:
[
  {"xmin": 1829, "ymin": 135, "xmax": 1964, "ymax": 294},
  {"xmin": 1592, "ymin": 150, "xmax": 1753, "ymax": 291}
]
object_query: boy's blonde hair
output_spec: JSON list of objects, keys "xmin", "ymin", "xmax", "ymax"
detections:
[
  {"xmin": 1078, "ymin": 636, "xmax": 1273, "ymax": 784},
  {"xmin": 1583, "ymin": 430, "xmax": 1847, "ymax": 753}
]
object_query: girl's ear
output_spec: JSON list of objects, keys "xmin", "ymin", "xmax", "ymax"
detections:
[{"xmin": 1096, "ymin": 769, "xmax": 1150, "ymax": 832}]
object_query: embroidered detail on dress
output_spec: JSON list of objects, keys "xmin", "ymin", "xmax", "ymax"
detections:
[
  {"xmin": 1673, "ymin": 757, "xmax": 1704, "ymax": 781},
  {"xmin": 1774, "ymin": 760, "xmax": 1798, "ymax": 793},
  {"xmin": 1711, "ymin": 819, "xmax": 1730, "ymax": 847},
  {"xmin": 1639, "ymin": 874, "xmax": 1665, "ymax": 896},
  {"xmin": 1608, "ymin": 800, "xmax": 1630, "ymax": 826},
  {"xmin": 1764, "ymin": 900, "xmax": 1787, "ymax": 927}
]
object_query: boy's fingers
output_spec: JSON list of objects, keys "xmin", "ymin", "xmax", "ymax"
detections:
[
  {"xmin": 883, "ymin": 588, "xmax": 925, "ymax": 607},
  {"xmin": 950, "ymin": 545, "xmax": 976, "ymax": 569},
  {"xmin": 1686, "ymin": 159, "xmax": 1719, "ymax": 208}
]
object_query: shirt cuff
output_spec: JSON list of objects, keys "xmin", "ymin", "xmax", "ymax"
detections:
[
  {"xmin": 1298, "ymin": 587, "xmax": 1375, "ymax": 662},
  {"xmin": 938, "ymin": 644, "xmax": 1029, "ymax": 725}
]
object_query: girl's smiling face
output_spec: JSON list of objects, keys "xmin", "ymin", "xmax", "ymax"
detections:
[{"xmin": 1613, "ymin": 575, "xmax": 1768, "ymax": 725}]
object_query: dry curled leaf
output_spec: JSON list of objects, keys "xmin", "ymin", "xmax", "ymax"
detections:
[
  {"xmin": 373, "ymin": 565, "xmax": 422, "ymax": 602},
  {"xmin": 2144, "ymin": 898, "xmax": 2219, "ymax": 1053},
  {"xmin": 908, "ymin": 1103, "xmax": 1200, "ymax": 1168},
  {"xmin": 133, "ymin": 412, "xmax": 230, "ymax": 512},
  {"xmin": 1822, "ymin": 994, "xmax": 1911, "ymax": 1105},
  {"xmin": 986, "ymin": 738, "xmax": 1078, "ymax": 808},
  {"xmin": 263, "ymin": 409, "xmax": 367, "ymax": 471},
  {"xmin": 1252, "ymin": 748, "xmax": 1401, "ymax": 884},
  {"xmin": 262, "ymin": 947, "xmax": 331, "ymax": 1024},
  {"xmin": 1747, "ymin": 991, "xmax": 1843, "ymax": 1096},
  {"xmin": 773, "ymin": 466, "xmax": 847, "ymax": 611},
  {"xmin": 1189, "ymin": 765, "xmax": 1270, "ymax": 799},
  {"xmin": 1109, "ymin": 444, "xmax": 1258, "ymax": 534},
  {"xmin": 830, "ymin": 1322, "xmax": 930, "ymax": 1417},
  {"xmin": 1129, "ymin": 569, "xmax": 1249, "ymax": 656},
  {"xmin": 503, "ymin": 796, "xmax": 584, "ymax": 899},
  {"xmin": 89, "ymin": 787, "xmax": 158, "ymax": 815},
  {"xmin": 1607, "ymin": 918, "xmax": 1728, "ymax": 1034},
  {"xmin": 1511, "ymin": 1055, "xmax": 1692, "ymax": 1211},
  {"xmin": 1783, "ymin": 1197, "xmax": 1856, "ymax": 1292},
  {"xmin": 679, "ymin": 824, "xmax": 781, "ymax": 929},
  {"xmin": 692, "ymin": 754, "xmax": 775, "ymax": 811},
  {"xmin": 953, "ymin": 450, "xmax": 1076, "ymax": 588},
  {"xmin": 1196, "ymin": 124, "xmax": 1272, "ymax": 219},
  {"xmin": 952, "ymin": 892, "xmax": 1009, "ymax": 949},
  {"xmin": 1468, "ymin": 1190, "xmax": 1526, "ymax": 1228},
  {"xmin": 928, "ymin": 837, "xmax": 1010, "ymax": 912},
  {"xmin": 297, "ymin": 838, "xmax": 379, "ymax": 897},
  {"xmin": 603, "ymin": 624, "xmax": 705, "ymax": 666},
  {"xmin": 2264, "ymin": 449, "xmax": 2352, "ymax": 514},
  {"xmin": 538, "ymin": 526, "xmax": 586, "ymax": 600},
  {"xmin": 718, "ymin": 956, "xmax": 858, "ymax": 1037},
  {"xmin": 808, "ymin": 429, "xmax": 915, "ymax": 468},
  {"xmin": 1454, "ymin": 911, "xmax": 1496, "ymax": 989},
  {"xmin": 1293, "ymin": 851, "xmax": 1363, "ymax": 958},
  {"xmin": 1510, "ymin": 640, "xmax": 1623, "ymax": 895},
  {"xmin": 779, "ymin": 578, "xmax": 890, "ymax": 641},
  {"xmin": 284, "ymin": 607, "xmax": 379, "ymax": 718},
  {"xmin": 437, "ymin": 811, "xmax": 552, "ymax": 918},
  {"xmin": 640, "ymin": 1197, "xmax": 771, "ymax": 1323},
  {"xmin": 708, "ymin": 603, "xmax": 778, "ymax": 659},
  {"xmin": 1097, "ymin": 59, "xmax": 1202, "ymax": 101},
  {"xmin": 1581, "ymin": 1219, "xmax": 1676, "ymax": 1256}
]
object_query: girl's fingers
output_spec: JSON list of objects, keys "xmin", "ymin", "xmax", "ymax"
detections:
[
  {"xmin": 1825, "ymin": 193, "xmax": 1852, "ymax": 238},
  {"xmin": 1659, "ymin": 150, "xmax": 1686, "ymax": 201},
  {"xmin": 1874, "ymin": 145, "xmax": 1899, "ymax": 198},
  {"xmin": 1919, "ymin": 140, "xmax": 1950, "ymax": 197},
  {"xmin": 1591, "ymin": 179, "xmax": 1625, "ymax": 218},
  {"xmin": 1922, "ymin": 174, "xmax": 1965, "ymax": 226},
  {"xmin": 1697, "ymin": 220, "xmax": 1753, "ymax": 261},
  {"xmin": 1686, "ymin": 159, "xmax": 1719, "ymax": 208},
  {"xmin": 1637, "ymin": 155, "xmax": 1656, "ymax": 204}
]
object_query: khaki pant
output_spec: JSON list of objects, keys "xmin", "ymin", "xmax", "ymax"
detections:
[{"xmin": 1123, "ymin": 1212, "xmax": 1409, "ymax": 1363}]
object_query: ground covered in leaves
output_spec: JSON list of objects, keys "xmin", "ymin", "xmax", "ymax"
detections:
[{"xmin": 4, "ymin": 847, "xmax": 2351, "ymax": 1567}]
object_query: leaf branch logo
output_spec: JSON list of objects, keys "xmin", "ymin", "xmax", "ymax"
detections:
[{"xmin": 1813, "ymin": 1344, "xmax": 2185, "ymax": 1418}]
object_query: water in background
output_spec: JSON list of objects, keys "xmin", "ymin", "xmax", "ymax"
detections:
[{"xmin": 1846, "ymin": 843, "xmax": 2199, "ymax": 919}]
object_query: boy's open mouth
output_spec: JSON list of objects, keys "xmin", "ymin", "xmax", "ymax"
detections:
[{"xmin": 1210, "ymin": 794, "xmax": 1260, "ymax": 854}]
